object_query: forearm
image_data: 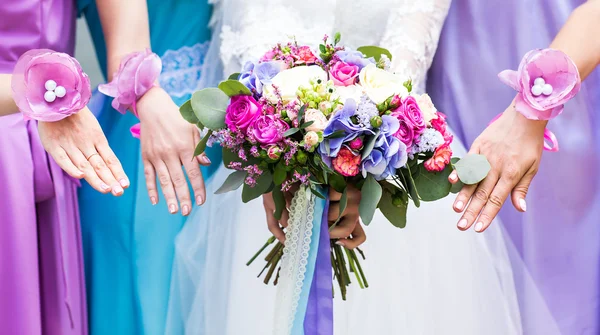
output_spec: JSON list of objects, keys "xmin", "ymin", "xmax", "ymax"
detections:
[
  {"xmin": 549, "ymin": 0, "xmax": 600, "ymax": 80},
  {"xmin": 0, "ymin": 74, "xmax": 17, "ymax": 115},
  {"xmin": 96, "ymin": 0, "xmax": 151, "ymax": 80}
]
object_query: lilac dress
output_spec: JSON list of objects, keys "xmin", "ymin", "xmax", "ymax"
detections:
[
  {"xmin": 428, "ymin": 0, "xmax": 600, "ymax": 333},
  {"xmin": 0, "ymin": 1, "xmax": 87, "ymax": 334}
]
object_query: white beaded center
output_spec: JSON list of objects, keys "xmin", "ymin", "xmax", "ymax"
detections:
[
  {"xmin": 531, "ymin": 77, "xmax": 553, "ymax": 97},
  {"xmin": 44, "ymin": 80, "xmax": 66, "ymax": 103}
]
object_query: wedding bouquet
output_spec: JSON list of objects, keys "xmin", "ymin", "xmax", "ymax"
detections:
[{"xmin": 181, "ymin": 34, "xmax": 489, "ymax": 331}]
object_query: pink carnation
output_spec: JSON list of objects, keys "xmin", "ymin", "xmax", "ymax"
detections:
[
  {"xmin": 332, "ymin": 147, "xmax": 361, "ymax": 177},
  {"xmin": 424, "ymin": 144, "xmax": 452, "ymax": 172}
]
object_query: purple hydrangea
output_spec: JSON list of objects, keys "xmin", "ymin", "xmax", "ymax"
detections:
[{"xmin": 335, "ymin": 50, "xmax": 375, "ymax": 70}]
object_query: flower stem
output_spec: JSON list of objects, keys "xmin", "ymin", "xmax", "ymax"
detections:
[
  {"xmin": 247, "ymin": 236, "xmax": 277, "ymax": 266},
  {"xmin": 345, "ymin": 248, "xmax": 364, "ymax": 289}
]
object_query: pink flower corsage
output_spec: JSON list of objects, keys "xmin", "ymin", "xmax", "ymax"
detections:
[
  {"xmin": 11, "ymin": 49, "xmax": 91, "ymax": 122},
  {"xmin": 99, "ymin": 49, "xmax": 162, "ymax": 138},
  {"xmin": 497, "ymin": 48, "xmax": 581, "ymax": 152}
]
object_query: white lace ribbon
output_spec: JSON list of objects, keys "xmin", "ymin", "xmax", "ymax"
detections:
[{"xmin": 273, "ymin": 186, "xmax": 316, "ymax": 335}]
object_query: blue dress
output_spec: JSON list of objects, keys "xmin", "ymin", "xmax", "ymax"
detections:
[{"xmin": 78, "ymin": 1, "xmax": 220, "ymax": 334}]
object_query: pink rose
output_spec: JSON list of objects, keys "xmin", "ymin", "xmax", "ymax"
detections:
[
  {"xmin": 225, "ymin": 95, "xmax": 261, "ymax": 133},
  {"xmin": 248, "ymin": 114, "xmax": 290, "ymax": 145},
  {"xmin": 329, "ymin": 61, "xmax": 359, "ymax": 87},
  {"xmin": 393, "ymin": 96, "xmax": 426, "ymax": 137},
  {"xmin": 332, "ymin": 147, "xmax": 361, "ymax": 177},
  {"xmin": 304, "ymin": 131, "xmax": 319, "ymax": 147},
  {"xmin": 11, "ymin": 49, "xmax": 91, "ymax": 122},
  {"xmin": 498, "ymin": 48, "xmax": 581, "ymax": 120},
  {"xmin": 294, "ymin": 46, "xmax": 318, "ymax": 64},
  {"xmin": 99, "ymin": 49, "xmax": 161, "ymax": 116},
  {"xmin": 393, "ymin": 119, "xmax": 414, "ymax": 147},
  {"xmin": 267, "ymin": 145, "xmax": 282, "ymax": 160},
  {"xmin": 348, "ymin": 137, "xmax": 364, "ymax": 150},
  {"xmin": 304, "ymin": 108, "xmax": 328, "ymax": 132},
  {"xmin": 424, "ymin": 144, "xmax": 452, "ymax": 172}
]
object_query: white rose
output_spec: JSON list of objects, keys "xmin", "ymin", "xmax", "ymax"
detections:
[
  {"xmin": 415, "ymin": 93, "xmax": 438, "ymax": 125},
  {"xmin": 358, "ymin": 64, "xmax": 408, "ymax": 104},
  {"xmin": 304, "ymin": 108, "xmax": 328, "ymax": 132},
  {"xmin": 332, "ymin": 85, "xmax": 363, "ymax": 104},
  {"xmin": 263, "ymin": 65, "xmax": 327, "ymax": 104},
  {"xmin": 304, "ymin": 131, "xmax": 320, "ymax": 147}
]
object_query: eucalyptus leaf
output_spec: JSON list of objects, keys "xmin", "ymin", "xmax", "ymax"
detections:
[
  {"xmin": 413, "ymin": 164, "xmax": 453, "ymax": 201},
  {"xmin": 357, "ymin": 46, "xmax": 393, "ymax": 62},
  {"xmin": 215, "ymin": 170, "xmax": 247, "ymax": 194},
  {"xmin": 361, "ymin": 130, "xmax": 380, "ymax": 160},
  {"xmin": 299, "ymin": 121, "xmax": 315, "ymax": 130},
  {"xmin": 179, "ymin": 99, "xmax": 199, "ymax": 124},
  {"xmin": 333, "ymin": 187, "xmax": 348, "ymax": 226},
  {"xmin": 359, "ymin": 175, "xmax": 382, "ymax": 225},
  {"xmin": 283, "ymin": 128, "xmax": 300, "ymax": 137},
  {"xmin": 326, "ymin": 130, "xmax": 346, "ymax": 139},
  {"xmin": 401, "ymin": 165, "xmax": 420, "ymax": 208},
  {"xmin": 222, "ymin": 147, "xmax": 259, "ymax": 168},
  {"xmin": 193, "ymin": 130, "xmax": 212, "ymax": 157},
  {"xmin": 310, "ymin": 187, "xmax": 326, "ymax": 199},
  {"xmin": 273, "ymin": 161, "xmax": 287, "ymax": 185},
  {"xmin": 242, "ymin": 170, "xmax": 273, "ymax": 203},
  {"xmin": 450, "ymin": 180, "xmax": 464, "ymax": 194},
  {"xmin": 228, "ymin": 72, "xmax": 241, "ymax": 80},
  {"xmin": 297, "ymin": 105, "xmax": 307, "ymax": 122},
  {"xmin": 453, "ymin": 154, "xmax": 491, "ymax": 185},
  {"xmin": 218, "ymin": 79, "xmax": 252, "ymax": 97},
  {"xmin": 377, "ymin": 190, "xmax": 407, "ymax": 228},
  {"xmin": 273, "ymin": 187, "xmax": 285, "ymax": 220},
  {"xmin": 329, "ymin": 173, "xmax": 346, "ymax": 193},
  {"xmin": 191, "ymin": 88, "xmax": 229, "ymax": 130}
]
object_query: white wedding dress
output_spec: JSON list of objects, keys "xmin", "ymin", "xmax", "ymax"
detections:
[{"xmin": 166, "ymin": 1, "xmax": 562, "ymax": 334}]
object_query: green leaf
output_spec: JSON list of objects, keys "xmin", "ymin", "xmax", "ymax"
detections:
[
  {"xmin": 359, "ymin": 175, "xmax": 382, "ymax": 225},
  {"xmin": 242, "ymin": 170, "xmax": 273, "ymax": 203},
  {"xmin": 180, "ymin": 99, "xmax": 200, "ymax": 124},
  {"xmin": 453, "ymin": 154, "xmax": 491, "ymax": 185},
  {"xmin": 319, "ymin": 44, "xmax": 327, "ymax": 54},
  {"xmin": 228, "ymin": 72, "xmax": 241, "ymax": 80},
  {"xmin": 326, "ymin": 130, "xmax": 346, "ymax": 139},
  {"xmin": 401, "ymin": 165, "xmax": 420, "ymax": 208},
  {"xmin": 193, "ymin": 130, "xmax": 213, "ymax": 156},
  {"xmin": 333, "ymin": 187, "xmax": 348, "ymax": 225},
  {"xmin": 218, "ymin": 79, "xmax": 252, "ymax": 97},
  {"xmin": 450, "ymin": 180, "xmax": 464, "ymax": 194},
  {"xmin": 413, "ymin": 164, "xmax": 453, "ymax": 201},
  {"xmin": 299, "ymin": 121, "xmax": 315, "ymax": 130},
  {"xmin": 357, "ymin": 46, "xmax": 393, "ymax": 62},
  {"xmin": 191, "ymin": 88, "xmax": 229, "ymax": 130},
  {"xmin": 329, "ymin": 173, "xmax": 346, "ymax": 193},
  {"xmin": 222, "ymin": 147, "xmax": 259, "ymax": 168},
  {"xmin": 334, "ymin": 32, "xmax": 341, "ymax": 45},
  {"xmin": 283, "ymin": 128, "xmax": 300, "ymax": 137},
  {"xmin": 361, "ymin": 130, "xmax": 380, "ymax": 160},
  {"xmin": 378, "ymin": 190, "xmax": 407, "ymax": 228},
  {"xmin": 310, "ymin": 187, "xmax": 326, "ymax": 199},
  {"xmin": 273, "ymin": 187, "xmax": 285, "ymax": 220},
  {"xmin": 215, "ymin": 170, "xmax": 247, "ymax": 194},
  {"xmin": 273, "ymin": 161, "xmax": 287, "ymax": 185},
  {"xmin": 297, "ymin": 105, "xmax": 307, "ymax": 122}
]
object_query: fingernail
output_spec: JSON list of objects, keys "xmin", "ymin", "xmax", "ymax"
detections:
[
  {"xmin": 112, "ymin": 185, "xmax": 124, "ymax": 195},
  {"xmin": 119, "ymin": 178, "xmax": 130, "ymax": 188},
  {"xmin": 169, "ymin": 204, "xmax": 177, "ymax": 214},
  {"xmin": 449, "ymin": 173, "xmax": 458, "ymax": 182},
  {"xmin": 519, "ymin": 198, "xmax": 527, "ymax": 212},
  {"xmin": 202, "ymin": 156, "xmax": 211, "ymax": 164},
  {"xmin": 455, "ymin": 201, "xmax": 464, "ymax": 211},
  {"xmin": 475, "ymin": 222, "xmax": 484, "ymax": 232},
  {"xmin": 77, "ymin": 170, "xmax": 85, "ymax": 177},
  {"xmin": 335, "ymin": 241, "xmax": 345, "ymax": 247},
  {"xmin": 457, "ymin": 219, "xmax": 468, "ymax": 229},
  {"xmin": 150, "ymin": 196, "xmax": 157, "ymax": 205},
  {"xmin": 101, "ymin": 183, "xmax": 110, "ymax": 191},
  {"xmin": 196, "ymin": 195, "xmax": 204, "ymax": 206},
  {"xmin": 182, "ymin": 205, "xmax": 190, "ymax": 216}
]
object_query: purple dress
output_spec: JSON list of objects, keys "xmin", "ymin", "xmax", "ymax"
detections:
[
  {"xmin": 0, "ymin": 1, "xmax": 87, "ymax": 334},
  {"xmin": 428, "ymin": 0, "xmax": 600, "ymax": 334}
]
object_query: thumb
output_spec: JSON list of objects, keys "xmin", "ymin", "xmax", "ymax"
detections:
[{"xmin": 510, "ymin": 169, "xmax": 536, "ymax": 212}]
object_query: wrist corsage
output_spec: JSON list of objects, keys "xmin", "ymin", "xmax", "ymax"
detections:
[
  {"xmin": 498, "ymin": 48, "xmax": 581, "ymax": 151},
  {"xmin": 12, "ymin": 49, "xmax": 91, "ymax": 122},
  {"xmin": 99, "ymin": 49, "xmax": 162, "ymax": 138}
]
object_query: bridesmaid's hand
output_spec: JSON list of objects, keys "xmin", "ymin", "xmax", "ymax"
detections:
[
  {"xmin": 137, "ymin": 87, "xmax": 211, "ymax": 216},
  {"xmin": 38, "ymin": 107, "xmax": 128, "ymax": 195},
  {"xmin": 449, "ymin": 104, "xmax": 546, "ymax": 232}
]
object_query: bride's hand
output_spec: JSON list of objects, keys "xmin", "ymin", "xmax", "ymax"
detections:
[
  {"xmin": 38, "ymin": 107, "xmax": 128, "ymax": 195},
  {"xmin": 449, "ymin": 103, "xmax": 546, "ymax": 232},
  {"xmin": 137, "ymin": 87, "xmax": 211, "ymax": 216}
]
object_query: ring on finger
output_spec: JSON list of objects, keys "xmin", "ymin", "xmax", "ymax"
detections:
[{"xmin": 86, "ymin": 152, "xmax": 100, "ymax": 161}]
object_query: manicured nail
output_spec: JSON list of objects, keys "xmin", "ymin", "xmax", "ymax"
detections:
[
  {"xmin": 335, "ymin": 241, "xmax": 345, "ymax": 247},
  {"xmin": 519, "ymin": 198, "xmax": 527, "ymax": 212},
  {"xmin": 449, "ymin": 173, "xmax": 458, "ymax": 182},
  {"xmin": 455, "ymin": 201, "xmax": 464, "ymax": 211},
  {"xmin": 101, "ymin": 183, "xmax": 110, "ymax": 191},
  {"xmin": 475, "ymin": 222, "xmax": 484, "ymax": 232},
  {"xmin": 196, "ymin": 195, "xmax": 204, "ymax": 206},
  {"xmin": 202, "ymin": 156, "xmax": 211, "ymax": 164},
  {"xmin": 457, "ymin": 219, "xmax": 468, "ymax": 229},
  {"xmin": 119, "ymin": 178, "xmax": 130, "ymax": 188},
  {"xmin": 169, "ymin": 204, "xmax": 177, "ymax": 214},
  {"xmin": 77, "ymin": 170, "xmax": 85, "ymax": 177},
  {"xmin": 150, "ymin": 196, "xmax": 157, "ymax": 205},
  {"xmin": 182, "ymin": 205, "xmax": 190, "ymax": 216},
  {"xmin": 112, "ymin": 185, "xmax": 124, "ymax": 195}
]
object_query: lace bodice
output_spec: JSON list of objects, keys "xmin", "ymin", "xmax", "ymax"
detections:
[{"xmin": 218, "ymin": 0, "xmax": 451, "ymax": 94}]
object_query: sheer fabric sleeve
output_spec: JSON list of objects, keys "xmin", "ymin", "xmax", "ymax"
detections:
[{"xmin": 381, "ymin": 0, "xmax": 451, "ymax": 93}]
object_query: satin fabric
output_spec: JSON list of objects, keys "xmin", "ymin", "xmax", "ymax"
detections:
[
  {"xmin": 78, "ymin": 0, "xmax": 219, "ymax": 334},
  {"xmin": 428, "ymin": 1, "xmax": 600, "ymax": 333},
  {"xmin": 0, "ymin": 0, "xmax": 87, "ymax": 334}
]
